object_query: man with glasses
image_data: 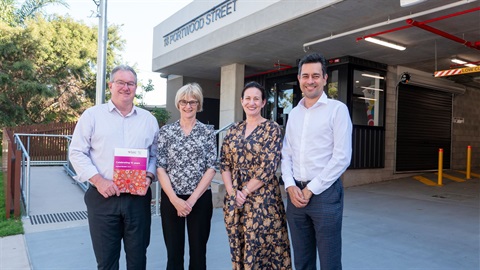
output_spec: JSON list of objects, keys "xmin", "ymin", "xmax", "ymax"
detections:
[{"xmin": 69, "ymin": 65, "xmax": 159, "ymax": 269}]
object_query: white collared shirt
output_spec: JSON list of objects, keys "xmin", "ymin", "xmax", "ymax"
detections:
[
  {"xmin": 281, "ymin": 93, "xmax": 352, "ymax": 195},
  {"xmin": 69, "ymin": 100, "xmax": 159, "ymax": 182}
]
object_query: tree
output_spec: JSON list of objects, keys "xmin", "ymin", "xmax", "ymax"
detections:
[
  {"xmin": 0, "ymin": 0, "xmax": 16, "ymax": 26},
  {"xmin": 0, "ymin": 0, "xmax": 68, "ymax": 26},
  {"xmin": 0, "ymin": 16, "xmax": 125, "ymax": 127},
  {"xmin": 137, "ymin": 79, "xmax": 171, "ymax": 126}
]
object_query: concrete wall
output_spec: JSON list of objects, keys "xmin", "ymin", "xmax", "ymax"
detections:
[
  {"xmin": 451, "ymin": 86, "xmax": 480, "ymax": 169},
  {"xmin": 220, "ymin": 63, "xmax": 244, "ymax": 127},
  {"xmin": 165, "ymin": 75, "xmax": 184, "ymax": 124}
]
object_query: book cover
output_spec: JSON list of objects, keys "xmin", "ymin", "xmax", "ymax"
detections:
[{"xmin": 113, "ymin": 148, "xmax": 148, "ymax": 195}]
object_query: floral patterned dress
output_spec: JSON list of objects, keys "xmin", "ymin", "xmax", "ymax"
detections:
[{"xmin": 220, "ymin": 120, "xmax": 291, "ymax": 270}]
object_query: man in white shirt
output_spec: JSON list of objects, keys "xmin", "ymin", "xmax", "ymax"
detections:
[
  {"xmin": 281, "ymin": 53, "xmax": 352, "ymax": 270},
  {"xmin": 69, "ymin": 65, "xmax": 159, "ymax": 269}
]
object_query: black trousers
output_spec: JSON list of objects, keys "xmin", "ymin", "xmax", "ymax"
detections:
[
  {"xmin": 160, "ymin": 189, "xmax": 213, "ymax": 270},
  {"xmin": 85, "ymin": 186, "xmax": 152, "ymax": 270}
]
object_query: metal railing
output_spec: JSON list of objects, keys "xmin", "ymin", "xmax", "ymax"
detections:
[
  {"xmin": 61, "ymin": 122, "xmax": 236, "ymax": 216},
  {"xmin": 215, "ymin": 122, "xmax": 235, "ymax": 163},
  {"xmin": 12, "ymin": 123, "xmax": 235, "ymax": 217},
  {"xmin": 13, "ymin": 133, "xmax": 71, "ymax": 217}
]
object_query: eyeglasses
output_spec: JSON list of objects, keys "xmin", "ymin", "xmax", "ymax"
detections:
[
  {"xmin": 113, "ymin": 81, "xmax": 136, "ymax": 88},
  {"xmin": 178, "ymin": 100, "xmax": 199, "ymax": 107}
]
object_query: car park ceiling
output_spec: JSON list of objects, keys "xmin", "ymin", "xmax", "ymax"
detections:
[{"xmin": 161, "ymin": 0, "xmax": 479, "ymax": 88}]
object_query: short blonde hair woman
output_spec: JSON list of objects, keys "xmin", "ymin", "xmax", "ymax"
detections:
[
  {"xmin": 174, "ymin": 82, "xmax": 204, "ymax": 112},
  {"xmin": 156, "ymin": 82, "xmax": 217, "ymax": 270}
]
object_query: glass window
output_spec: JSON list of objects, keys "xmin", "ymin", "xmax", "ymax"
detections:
[
  {"xmin": 266, "ymin": 84, "xmax": 275, "ymax": 121},
  {"xmin": 352, "ymin": 70, "xmax": 385, "ymax": 126},
  {"xmin": 276, "ymin": 83, "xmax": 294, "ymax": 127}
]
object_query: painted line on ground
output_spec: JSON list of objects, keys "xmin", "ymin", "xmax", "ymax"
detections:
[
  {"xmin": 456, "ymin": 171, "xmax": 480, "ymax": 179},
  {"xmin": 413, "ymin": 175, "xmax": 437, "ymax": 186},
  {"xmin": 434, "ymin": 173, "xmax": 466, "ymax": 182}
]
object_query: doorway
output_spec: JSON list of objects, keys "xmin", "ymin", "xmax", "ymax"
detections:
[
  {"xmin": 265, "ymin": 75, "xmax": 301, "ymax": 129},
  {"xmin": 396, "ymin": 83, "xmax": 452, "ymax": 172}
]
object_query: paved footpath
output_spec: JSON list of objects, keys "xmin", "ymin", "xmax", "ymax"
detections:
[{"xmin": 1, "ymin": 167, "xmax": 479, "ymax": 269}]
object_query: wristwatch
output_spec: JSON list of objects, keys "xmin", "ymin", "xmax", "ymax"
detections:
[
  {"xmin": 242, "ymin": 185, "xmax": 251, "ymax": 195},
  {"xmin": 146, "ymin": 175, "xmax": 154, "ymax": 182}
]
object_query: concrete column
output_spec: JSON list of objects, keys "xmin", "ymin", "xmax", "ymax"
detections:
[
  {"xmin": 220, "ymin": 63, "xmax": 245, "ymax": 128},
  {"xmin": 165, "ymin": 75, "xmax": 184, "ymax": 124}
]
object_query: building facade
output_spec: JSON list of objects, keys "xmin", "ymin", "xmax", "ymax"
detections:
[{"xmin": 152, "ymin": 0, "xmax": 480, "ymax": 186}]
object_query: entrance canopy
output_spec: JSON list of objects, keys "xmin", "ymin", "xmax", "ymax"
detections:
[{"xmin": 152, "ymin": 0, "xmax": 479, "ymax": 88}]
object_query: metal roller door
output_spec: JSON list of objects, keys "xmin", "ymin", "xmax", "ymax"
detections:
[{"xmin": 396, "ymin": 84, "xmax": 452, "ymax": 172}]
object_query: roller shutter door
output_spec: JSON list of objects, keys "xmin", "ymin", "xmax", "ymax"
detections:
[{"xmin": 396, "ymin": 84, "xmax": 452, "ymax": 172}]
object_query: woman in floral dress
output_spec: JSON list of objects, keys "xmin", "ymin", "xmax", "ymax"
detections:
[{"xmin": 220, "ymin": 81, "xmax": 291, "ymax": 270}]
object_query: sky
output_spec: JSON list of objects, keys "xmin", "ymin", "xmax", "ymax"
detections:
[{"xmin": 42, "ymin": 0, "xmax": 193, "ymax": 105}]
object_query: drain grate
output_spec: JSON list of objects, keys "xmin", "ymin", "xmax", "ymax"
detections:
[
  {"xmin": 30, "ymin": 211, "xmax": 88, "ymax": 225},
  {"xmin": 30, "ymin": 207, "xmax": 159, "ymax": 225}
]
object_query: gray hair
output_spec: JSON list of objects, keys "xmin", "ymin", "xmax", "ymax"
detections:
[{"xmin": 109, "ymin": 65, "xmax": 137, "ymax": 83}]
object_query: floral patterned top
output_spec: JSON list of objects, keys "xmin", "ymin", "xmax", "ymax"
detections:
[
  {"xmin": 220, "ymin": 120, "xmax": 291, "ymax": 269},
  {"xmin": 156, "ymin": 120, "xmax": 217, "ymax": 195}
]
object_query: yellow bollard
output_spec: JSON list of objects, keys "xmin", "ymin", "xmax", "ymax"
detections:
[
  {"xmin": 466, "ymin": 145, "xmax": 471, "ymax": 180},
  {"xmin": 438, "ymin": 148, "xmax": 443, "ymax": 186}
]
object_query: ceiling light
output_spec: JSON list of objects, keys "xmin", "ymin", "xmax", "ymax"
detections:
[
  {"xmin": 400, "ymin": 0, "xmax": 427, "ymax": 7},
  {"xmin": 361, "ymin": 73, "xmax": 385, "ymax": 80},
  {"xmin": 358, "ymin": 97, "xmax": 377, "ymax": 101},
  {"xmin": 361, "ymin": 86, "xmax": 384, "ymax": 91},
  {"xmin": 451, "ymin": 58, "xmax": 478, "ymax": 67},
  {"xmin": 365, "ymin": 37, "xmax": 406, "ymax": 51},
  {"xmin": 451, "ymin": 58, "xmax": 467, "ymax": 65}
]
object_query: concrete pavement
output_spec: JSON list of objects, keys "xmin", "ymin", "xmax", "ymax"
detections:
[{"xmin": 1, "ymin": 166, "xmax": 479, "ymax": 269}]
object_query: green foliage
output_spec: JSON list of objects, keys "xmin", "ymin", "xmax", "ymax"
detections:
[
  {"xmin": 136, "ymin": 79, "xmax": 171, "ymax": 126},
  {"xmin": 150, "ymin": 107, "xmax": 171, "ymax": 126},
  {"xmin": 0, "ymin": 0, "xmax": 16, "ymax": 26},
  {"xmin": 0, "ymin": 14, "xmax": 125, "ymax": 127},
  {"xmin": 0, "ymin": 0, "xmax": 68, "ymax": 26},
  {"xmin": 0, "ymin": 171, "xmax": 25, "ymax": 237},
  {"xmin": 136, "ymin": 78, "xmax": 154, "ymax": 106},
  {"xmin": 328, "ymin": 81, "xmax": 338, "ymax": 99}
]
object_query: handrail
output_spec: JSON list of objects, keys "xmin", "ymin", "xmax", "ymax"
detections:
[
  {"xmin": 13, "ymin": 134, "xmax": 31, "ymax": 217},
  {"xmin": 215, "ymin": 122, "xmax": 235, "ymax": 135},
  {"xmin": 214, "ymin": 122, "xmax": 235, "ymax": 162},
  {"xmin": 13, "ymin": 133, "xmax": 72, "ymax": 217},
  {"xmin": 9, "ymin": 125, "xmax": 236, "ymax": 218}
]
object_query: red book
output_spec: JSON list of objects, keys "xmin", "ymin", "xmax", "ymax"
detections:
[{"xmin": 113, "ymin": 148, "xmax": 148, "ymax": 195}]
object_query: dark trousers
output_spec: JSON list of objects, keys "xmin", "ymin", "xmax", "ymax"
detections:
[
  {"xmin": 287, "ymin": 179, "xmax": 344, "ymax": 270},
  {"xmin": 160, "ymin": 189, "xmax": 213, "ymax": 270},
  {"xmin": 85, "ymin": 186, "xmax": 152, "ymax": 270}
]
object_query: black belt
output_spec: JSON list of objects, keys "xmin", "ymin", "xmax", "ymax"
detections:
[{"xmin": 294, "ymin": 179, "xmax": 311, "ymax": 188}]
